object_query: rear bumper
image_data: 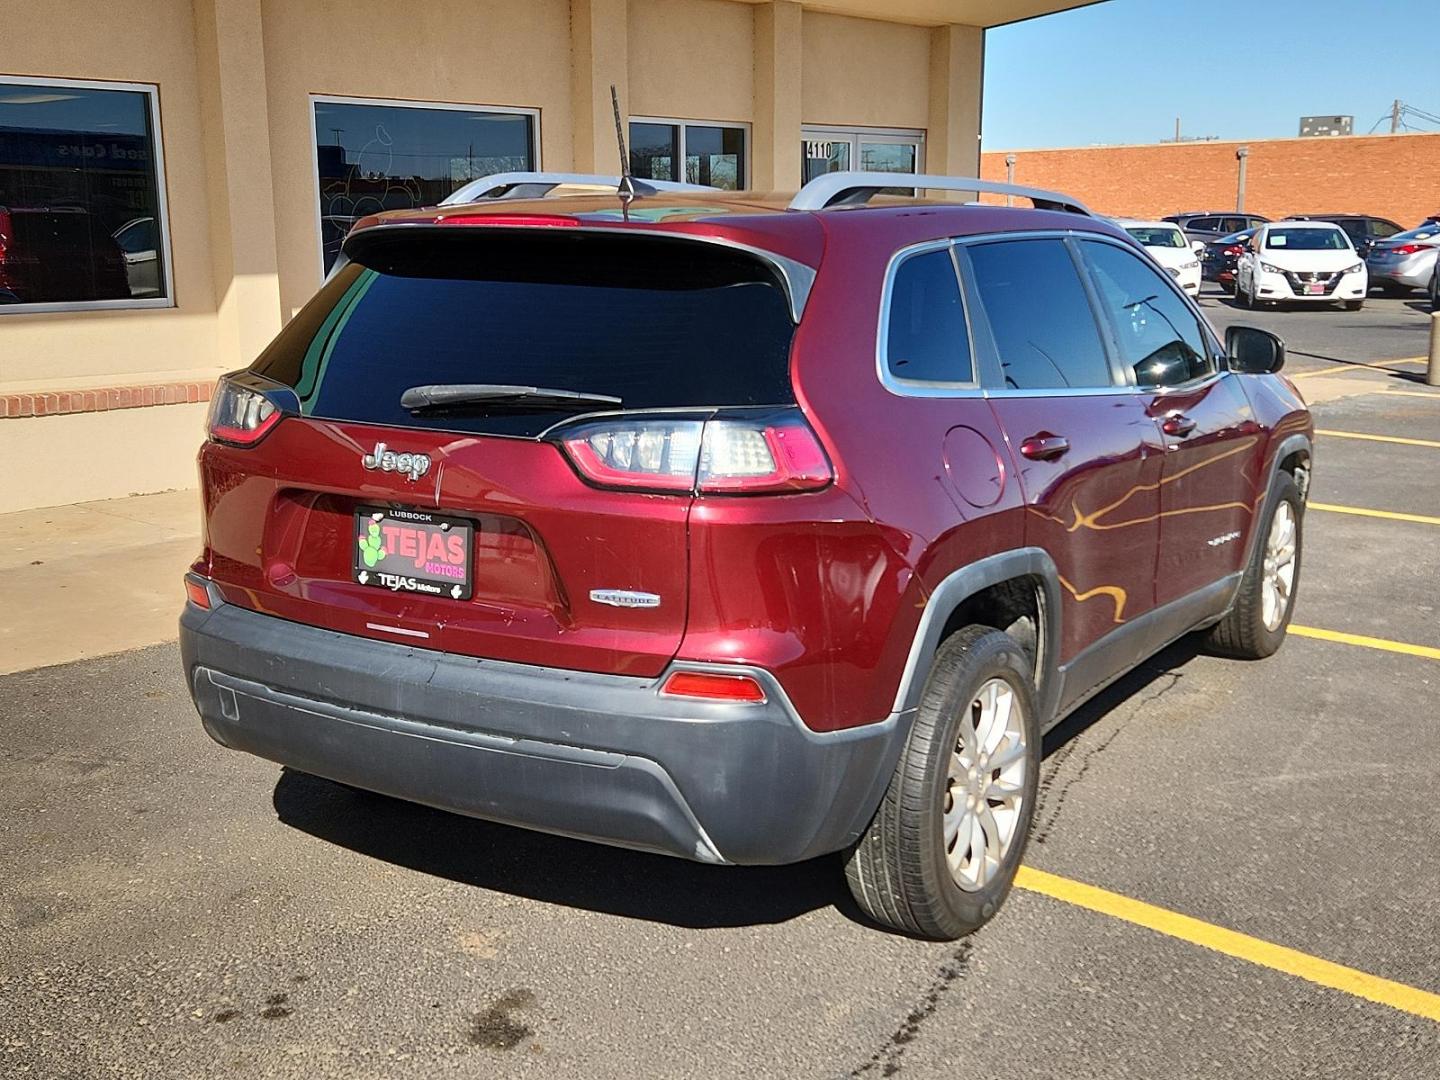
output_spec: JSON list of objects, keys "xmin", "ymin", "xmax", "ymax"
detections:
[{"xmin": 180, "ymin": 599, "xmax": 906, "ymax": 865}]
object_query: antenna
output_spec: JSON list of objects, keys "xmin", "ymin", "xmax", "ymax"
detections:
[{"xmin": 610, "ymin": 84, "xmax": 636, "ymax": 218}]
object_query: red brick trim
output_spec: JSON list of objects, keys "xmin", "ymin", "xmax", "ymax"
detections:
[{"xmin": 0, "ymin": 380, "xmax": 215, "ymax": 419}]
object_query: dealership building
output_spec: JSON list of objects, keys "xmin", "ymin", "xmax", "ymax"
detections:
[{"xmin": 0, "ymin": 0, "xmax": 1083, "ymax": 513}]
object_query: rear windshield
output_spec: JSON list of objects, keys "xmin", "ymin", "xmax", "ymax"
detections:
[
  {"xmin": 1124, "ymin": 226, "xmax": 1186, "ymax": 248},
  {"xmin": 252, "ymin": 229, "xmax": 797, "ymax": 436},
  {"xmin": 1265, "ymin": 228, "xmax": 1349, "ymax": 251}
]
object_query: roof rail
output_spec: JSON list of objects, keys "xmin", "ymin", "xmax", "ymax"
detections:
[
  {"xmin": 440, "ymin": 171, "xmax": 720, "ymax": 205},
  {"xmin": 787, "ymin": 171, "xmax": 1093, "ymax": 215}
]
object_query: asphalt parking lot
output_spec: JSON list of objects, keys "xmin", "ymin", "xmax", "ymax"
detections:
[{"xmin": 3, "ymin": 300, "xmax": 1438, "ymax": 1079}]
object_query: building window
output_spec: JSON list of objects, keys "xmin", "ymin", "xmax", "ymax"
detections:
[
  {"xmin": 312, "ymin": 96, "xmax": 538, "ymax": 274},
  {"xmin": 802, "ymin": 126, "xmax": 924, "ymax": 184},
  {"xmin": 0, "ymin": 75, "xmax": 171, "ymax": 312},
  {"xmin": 629, "ymin": 119, "xmax": 747, "ymax": 190}
]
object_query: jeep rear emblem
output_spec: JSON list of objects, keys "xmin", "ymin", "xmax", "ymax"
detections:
[{"xmin": 362, "ymin": 441, "xmax": 431, "ymax": 482}]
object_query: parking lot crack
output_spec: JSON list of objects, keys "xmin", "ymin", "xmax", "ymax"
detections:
[
  {"xmin": 850, "ymin": 942, "xmax": 973, "ymax": 1078},
  {"xmin": 1033, "ymin": 672, "xmax": 1183, "ymax": 845}
]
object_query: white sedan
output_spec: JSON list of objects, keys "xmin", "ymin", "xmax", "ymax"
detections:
[
  {"xmin": 1235, "ymin": 221, "xmax": 1368, "ymax": 310},
  {"xmin": 1117, "ymin": 220, "xmax": 1201, "ymax": 296}
]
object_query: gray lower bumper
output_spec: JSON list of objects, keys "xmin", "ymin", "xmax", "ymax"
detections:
[{"xmin": 180, "ymin": 601, "xmax": 907, "ymax": 865}]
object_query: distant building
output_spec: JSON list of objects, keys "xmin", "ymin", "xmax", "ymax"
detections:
[{"xmin": 1299, "ymin": 115, "xmax": 1354, "ymax": 137}]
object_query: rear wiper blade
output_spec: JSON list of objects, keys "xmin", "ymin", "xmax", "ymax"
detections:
[{"xmin": 400, "ymin": 383, "xmax": 622, "ymax": 412}]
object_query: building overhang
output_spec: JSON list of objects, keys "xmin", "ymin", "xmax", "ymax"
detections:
[{"xmin": 731, "ymin": 0, "xmax": 1101, "ymax": 29}]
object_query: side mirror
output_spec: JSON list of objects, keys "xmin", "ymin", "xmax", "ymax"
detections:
[
  {"xmin": 1226, "ymin": 325, "xmax": 1285, "ymax": 374},
  {"xmin": 1191, "ymin": 240, "xmax": 1206, "ymax": 255}
]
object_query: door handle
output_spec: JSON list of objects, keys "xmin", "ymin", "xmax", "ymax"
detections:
[
  {"xmin": 1019, "ymin": 433, "xmax": 1070, "ymax": 461},
  {"xmin": 1162, "ymin": 414, "xmax": 1198, "ymax": 437}
]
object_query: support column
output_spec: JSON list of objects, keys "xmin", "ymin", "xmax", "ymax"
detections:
[
  {"xmin": 753, "ymin": 0, "xmax": 802, "ymax": 193},
  {"xmin": 571, "ymin": 0, "xmax": 630, "ymax": 174},
  {"xmin": 928, "ymin": 24, "xmax": 985, "ymax": 179},
  {"xmin": 192, "ymin": 0, "xmax": 282, "ymax": 367}
]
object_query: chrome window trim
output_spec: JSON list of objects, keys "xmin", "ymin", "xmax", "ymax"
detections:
[
  {"xmin": 0, "ymin": 74, "xmax": 175, "ymax": 316},
  {"xmin": 339, "ymin": 222, "xmax": 816, "ymax": 324},
  {"xmin": 873, "ymin": 238, "xmax": 982, "ymax": 398}
]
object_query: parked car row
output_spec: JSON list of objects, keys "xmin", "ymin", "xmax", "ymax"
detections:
[
  {"xmin": 1165, "ymin": 210, "xmax": 1404, "ymax": 259},
  {"xmin": 0, "ymin": 206, "xmax": 161, "ymax": 304}
]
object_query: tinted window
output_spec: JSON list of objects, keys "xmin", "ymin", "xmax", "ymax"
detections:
[
  {"xmin": 313, "ymin": 100, "xmax": 535, "ymax": 274},
  {"xmin": 1219, "ymin": 217, "xmax": 1249, "ymax": 234},
  {"xmin": 885, "ymin": 248, "xmax": 972, "ymax": 384},
  {"xmin": 1125, "ymin": 226, "xmax": 1187, "ymax": 248},
  {"xmin": 1185, "ymin": 217, "xmax": 1218, "ymax": 232},
  {"xmin": 968, "ymin": 239, "xmax": 1112, "ymax": 390},
  {"xmin": 1265, "ymin": 228, "xmax": 1349, "ymax": 251},
  {"xmin": 0, "ymin": 78, "xmax": 167, "ymax": 305},
  {"xmin": 1370, "ymin": 219, "xmax": 1401, "ymax": 239},
  {"xmin": 252, "ymin": 230, "xmax": 796, "ymax": 437},
  {"xmin": 1082, "ymin": 240, "xmax": 1213, "ymax": 387},
  {"xmin": 630, "ymin": 122, "xmax": 681, "ymax": 182}
]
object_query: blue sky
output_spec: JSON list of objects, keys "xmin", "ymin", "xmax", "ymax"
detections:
[{"xmin": 983, "ymin": 0, "xmax": 1440, "ymax": 149}]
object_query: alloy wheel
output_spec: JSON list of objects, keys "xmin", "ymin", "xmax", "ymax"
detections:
[
  {"xmin": 943, "ymin": 678, "xmax": 1027, "ymax": 891},
  {"xmin": 1261, "ymin": 501, "xmax": 1298, "ymax": 631}
]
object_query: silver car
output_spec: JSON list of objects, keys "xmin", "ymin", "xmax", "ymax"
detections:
[{"xmin": 1366, "ymin": 223, "xmax": 1440, "ymax": 295}]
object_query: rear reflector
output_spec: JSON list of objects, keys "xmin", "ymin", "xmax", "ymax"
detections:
[
  {"xmin": 184, "ymin": 577, "xmax": 211, "ymax": 609},
  {"xmin": 660, "ymin": 671, "xmax": 767, "ymax": 703}
]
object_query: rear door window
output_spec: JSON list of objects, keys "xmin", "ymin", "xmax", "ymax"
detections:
[
  {"xmin": 252, "ymin": 229, "xmax": 798, "ymax": 437},
  {"xmin": 966, "ymin": 238, "xmax": 1113, "ymax": 390},
  {"xmin": 884, "ymin": 246, "xmax": 973, "ymax": 386}
]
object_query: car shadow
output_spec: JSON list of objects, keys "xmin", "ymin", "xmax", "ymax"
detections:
[
  {"xmin": 272, "ymin": 766, "xmax": 853, "ymax": 930},
  {"xmin": 271, "ymin": 634, "xmax": 1213, "ymax": 933},
  {"xmin": 1042, "ymin": 635, "xmax": 1204, "ymax": 757}
]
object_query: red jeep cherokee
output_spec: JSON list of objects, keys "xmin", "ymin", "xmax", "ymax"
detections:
[{"xmin": 181, "ymin": 172, "xmax": 1311, "ymax": 939}]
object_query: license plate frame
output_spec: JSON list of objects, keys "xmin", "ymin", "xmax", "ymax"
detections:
[
  {"xmin": 353, "ymin": 506, "xmax": 474, "ymax": 601},
  {"xmin": 1304, "ymin": 283, "xmax": 1326, "ymax": 295}
]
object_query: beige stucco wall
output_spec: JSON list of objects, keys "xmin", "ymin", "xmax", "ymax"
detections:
[
  {"xmin": 0, "ymin": 405, "xmax": 209, "ymax": 514},
  {"xmin": 801, "ymin": 11, "xmax": 931, "ymax": 130},
  {"xmin": 629, "ymin": 0, "xmax": 755, "ymax": 124},
  {"xmin": 0, "ymin": 0, "xmax": 220, "ymax": 389},
  {"xmin": 260, "ymin": 0, "xmax": 575, "ymax": 319}
]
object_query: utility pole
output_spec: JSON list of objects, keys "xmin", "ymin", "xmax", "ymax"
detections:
[
  {"xmin": 1391, "ymin": 99, "xmax": 1401, "ymax": 134},
  {"xmin": 1175, "ymin": 117, "xmax": 1181, "ymax": 142},
  {"xmin": 1005, "ymin": 153, "xmax": 1016, "ymax": 206},
  {"xmin": 1235, "ymin": 145, "xmax": 1249, "ymax": 212}
]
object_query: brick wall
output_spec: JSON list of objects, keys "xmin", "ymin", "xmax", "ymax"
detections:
[{"xmin": 980, "ymin": 132, "xmax": 1439, "ymax": 227}]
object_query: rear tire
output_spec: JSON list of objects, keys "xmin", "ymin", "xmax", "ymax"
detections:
[
  {"xmin": 1205, "ymin": 473, "xmax": 1303, "ymax": 659},
  {"xmin": 845, "ymin": 626, "xmax": 1040, "ymax": 940}
]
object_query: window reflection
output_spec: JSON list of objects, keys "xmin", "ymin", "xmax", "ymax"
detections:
[
  {"xmin": 629, "ymin": 121, "xmax": 747, "ymax": 191},
  {"xmin": 314, "ymin": 100, "xmax": 535, "ymax": 273},
  {"xmin": 0, "ymin": 79, "xmax": 166, "ymax": 306}
]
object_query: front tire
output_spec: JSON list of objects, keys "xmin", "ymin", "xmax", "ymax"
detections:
[
  {"xmin": 845, "ymin": 626, "xmax": 1040, "ymax": 940},
  {"xmin": 1343, "ymin": 299, "xmax": 1364, "ymax": 311},
  {"xmin": 1206, "ymin": 473, "xmax": 1303, "ymax": 659}
]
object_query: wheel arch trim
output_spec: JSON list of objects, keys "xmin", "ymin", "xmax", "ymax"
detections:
[{"xmin": 890, "ymin": 548, "xmax": 1064, "ymax": 726}]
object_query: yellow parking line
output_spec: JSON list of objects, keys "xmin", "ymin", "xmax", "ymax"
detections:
[
  {"xmin": 1015, "ymin": 866, "xmax": 1440, "ymax": 1023},
  {"xmin": 1291, "ymin": 356, "xmax": 1425, "ymax": 380},
  {"xmin": 1315, "ymin": 429, "xmax": 1440, "ymax": 449},
  {"xmin": 1289, "ymin": 624, "xmax": 1440, "ymax": 661},
  {"xmin": 1308, "ymin": 502, "xmax": 1440, "ymax": 526},
  {"xmin": 1378, "ymin": 390, "xmax": 1440, "ymax": 399}
]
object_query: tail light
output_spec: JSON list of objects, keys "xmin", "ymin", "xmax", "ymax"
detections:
[
  {"xmin": 0, "ymin": 209, "xmax": 10, "ymax": 264},
  {"xmin": 1388, "ymin": 244, "xmax": 1426, "ymax": 256},
  {"xmin": 207, "ymin": 375, "xmax": 292, "ymax": 447},
  {"xmin": 555, "ymin": 409, "xmax": 833, "ymax": 495},
  {"xmin": 1223, "ymin": 244, "xmax": 1244, "ymax": 256}
]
